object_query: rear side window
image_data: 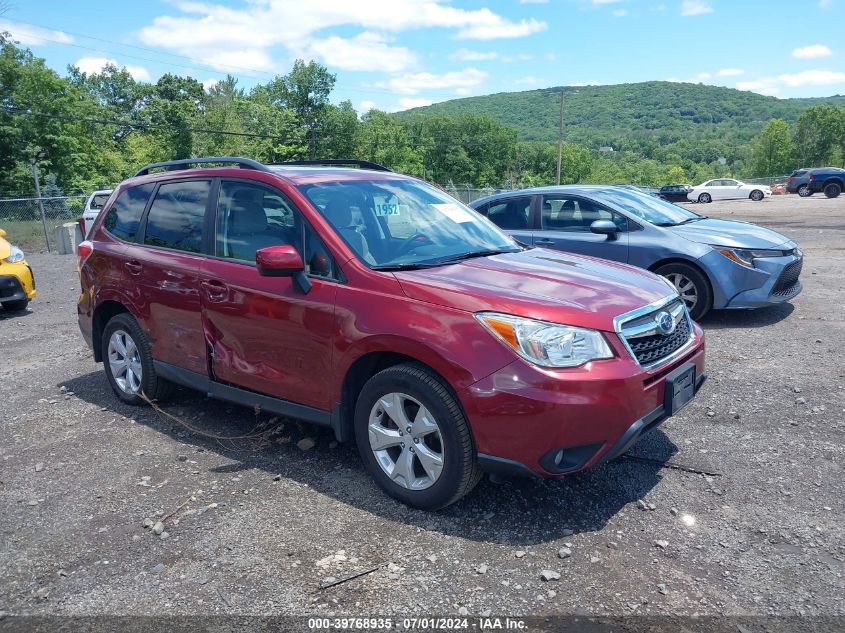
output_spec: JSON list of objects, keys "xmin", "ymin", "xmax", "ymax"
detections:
[
  {"xmin": 103, "ymin": 184, "xmax": 155, "ymax": 241},
  {"xmin": 486, "ymin": 196, "xmax": 532, "ymax": 230},
  {"xmin": 143, "ymin": 180, "xmax": 210, "ymax": 253}
]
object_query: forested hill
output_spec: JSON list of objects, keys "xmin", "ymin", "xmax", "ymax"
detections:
[{"xmin": 401, "ymin": 81, "xmax": 845, "ymax": 152}]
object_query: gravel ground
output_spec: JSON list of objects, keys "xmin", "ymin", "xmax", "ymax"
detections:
[{"xmin": 1, "ymin": 194, "xmax": 843, "ymax": 617}]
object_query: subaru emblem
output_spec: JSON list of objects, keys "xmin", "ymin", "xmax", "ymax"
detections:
[{"xmin": 655, "ymin": 311, "xmax": 676, "ymax": 336}]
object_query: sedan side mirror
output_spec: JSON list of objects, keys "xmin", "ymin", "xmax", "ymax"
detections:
[
  {"xmin": 590, "ymin": 220, "xmax": 619, "ymax": 240},
  {"xmin": 256, "ymin": 245, "xmax": 311, "ymax": 293}
]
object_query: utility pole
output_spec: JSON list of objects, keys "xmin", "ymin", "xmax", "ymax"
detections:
[
  {"xmin": 555, "ymin": 92, "xmax": 564, "ymax": 185},
  {"xmin": 30, "ymin": 156, "xmax": 51, "ymax": 253}
]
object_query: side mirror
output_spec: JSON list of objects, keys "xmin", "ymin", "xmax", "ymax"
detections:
[
  {"xmin": 256, "ymin": 245, "xmax": 311, "ymax": 293},
  {"xmin": 590, "ymin": 220, "xmax": 619, "ymax": 240}
]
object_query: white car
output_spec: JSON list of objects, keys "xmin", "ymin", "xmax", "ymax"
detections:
[
  {"xmin": 80, "ymin": 189, "xmax": 114, "ymax": 237},
  {"xmin": 687, "ymin": 179, "xmax": 771, "ymax": 203}
]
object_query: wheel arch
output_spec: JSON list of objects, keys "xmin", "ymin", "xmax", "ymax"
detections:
[
  {"xmin": 648, "ymin": 257, "xmax": 716, "ymax": 304},
  {"xmin": 92, "ymin": 300, "xmax": 131, "ymax": 362},
  {"xmin": 335, "ymin": 349, "xmax": 468, "ymax": 444},
  {"xmin": 823, "ymin": 177, "xmax": 844, "ymax": 189}
]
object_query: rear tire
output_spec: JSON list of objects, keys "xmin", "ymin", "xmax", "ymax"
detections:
[
  {"xmin": 655, "ymin": 262, "xmax": 713, "ymax": 321},
  {"xmin": 824, "ymin": 182, "xmax": 842, "ymax": 199},
  {"xmin": 749, "ymin": 190, "xmax": 764, "ymax": 201},
  {"xmin": 797, "ymin": 185, "xmax": 812, "ymax": 197},
  {"xmin": 1, "ymin": 299, "xmax": 29, "ymax": 311},
  {"xmin": 354, "ymin": 363, "xmax": 481, "ymax": 510},
  {"xmin": 698, "ymin": 193, "xmax": 712, "ymax": 204},
  {"xmin": 102, "ymin": 313, "xmax": 174, "ymax": 405}
]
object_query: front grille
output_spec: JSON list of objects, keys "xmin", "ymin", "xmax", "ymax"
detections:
[
  {"xmin": 772, "ymin": 258, "xmax": 803, "ymax": 297},
  {"xmin": 616, "ymin": 297, "xmax": 693, "ymax": 368}
]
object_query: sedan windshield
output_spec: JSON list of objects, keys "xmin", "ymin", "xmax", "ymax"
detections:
[
  {"xmin": 592, "ymin": 188, "xmax": 703, "ymax": 226},
  {"xmin": 297, "ymin": 178, "xmax": 520, "ymax": 269}
]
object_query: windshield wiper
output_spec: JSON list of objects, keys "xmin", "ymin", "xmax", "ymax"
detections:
[
  {"xmin": 433, "ymin": 248, "xmax": 518, "ymax": 264},
  {"xmin": 678, "ymin": 216, "xmax": 706, "ymax": 224},
  {"xmin": 370, "ymin": 262, "xmax": 446, "ymax": 271}
]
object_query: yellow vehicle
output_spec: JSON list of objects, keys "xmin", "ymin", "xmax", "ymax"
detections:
[{"xmin": 0, "ymin": 228, "xmax": 36, "ymax": 311}]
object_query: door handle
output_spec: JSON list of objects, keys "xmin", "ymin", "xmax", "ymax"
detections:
[
  {"xmin": 124, "ymin": 260, "xmax": 142, "ymax": 275},
  {"xmin": 201, "ymin": 279, "xmax": 228, "ymax": 298}
]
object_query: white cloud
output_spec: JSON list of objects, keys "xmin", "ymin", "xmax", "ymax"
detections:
[
  {"xmin": 203, "ymin": 78, "xmax": 219, "ymax": 92},
  {"xmin": 450, "ymin": 48, "xmax": 498, "ymax": 61},
  {"xmin": 680, "ymin": 1, "xmax": 713, "ymax": 16},
  {"xmin": 792, "ymin": 44, "xmax": 833, "ymax": 59},
  {"xmin": 716, "ymin": 68, "xmax": 744, "ymax": 77},
  {"xmin": 138, "ymin": 0, "xmax": 547, "ymax": 77},
  {"xmin": 0, "ymin": 19, "xmax": 74, "ymax": 45},
  {"xmin": 359, "ymin": 100, "xmax": 377, "ymax": 112},
  {"xmin": 612, "ymin": 8, "xmax": 629, "ymax": 16},
  {"xmin": 375, "ymin": 67, "xmax": 487, "ymax": 95},
  {"xmin": 455, "ymin": 17, "xmax": 546, "ymax": 39},
  {"xmin": 396, "ymin": 97, "xmax": 433, "ymax": 110},
  {"xmin": 73, "ymin": 57, "xmax": 151, "ymax": 82},
  {"xmin": 305, "ymin": 32, "xmax": 417, "ymax": 72},
  {"xmin": 778, "ymin": 69, "xmax": 845, "ymax": 87}
]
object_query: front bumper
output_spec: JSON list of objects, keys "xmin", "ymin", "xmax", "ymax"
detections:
[
  {"xmin": 0, "ymin": 263, "xmax": 36, "ymax": 303},
  {"xmin": 699, "ymin": 249, "xmax": 803, "ymax": 310},
  {"xmin": 462, "ymin": 325, "xmax": 706, "ymax": 478}
]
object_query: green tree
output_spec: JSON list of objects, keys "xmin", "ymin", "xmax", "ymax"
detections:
[
  {"xmin": 794, "ymin": 105, "xmax": 845, "ymax": 167},
  {"xmin": 751, "ymin": 119, "xmax": 795, "ymax": 176}
]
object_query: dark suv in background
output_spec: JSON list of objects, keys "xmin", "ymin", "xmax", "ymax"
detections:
[
  {"xmin": 786, "ymin": 167, "xmax": 845, "ymax": 198},
  {"xmin": 76, "ymin": 157, "xmax": 706, "ymax": 510}
]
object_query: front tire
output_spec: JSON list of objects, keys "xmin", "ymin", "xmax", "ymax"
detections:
[
  {"xmin": 824, "ymin": 182, "xmax": 842, "ymax": 199},
  {"xmin": 797, "ymin": 185, "xmax": 812, "ymax": 197},
  {"xmin": 749, "ymin": 190, "xmax": 764, "ymax": 201},
  {"xmin": 354, "ymin": 363, "xmax": 481, "ymax": 510},
  {"xmin": 655, "ymin": 262, "xmax": 713, "ymax": 321},
  {"xmin": 102, "ymin": 313, "xmax": 174, "ymax": 405},
  {"xmin": 1, "ymin": 299, "xmax": 29, "ymax": 311},
  {"xmin": 698, "ymin": 193, "xmax": 712, "ymax": 204}
]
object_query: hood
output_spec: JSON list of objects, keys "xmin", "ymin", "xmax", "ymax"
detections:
[
  {"xmin": 0, "ymin": 234, "xmax": 10, "ymax": 260},
  {"xmin": 394, "ymin": 249, "xmax": 675, "ymax": 332},
  {"xmin": 670, "ymin": 218, "xmax": 791, "ymax": 249}
]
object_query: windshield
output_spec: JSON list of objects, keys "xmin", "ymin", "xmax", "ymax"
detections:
[
  {"xmin": 297, "ymin": 178, "xmax": 519, "ymax": 269},
  {"xmin": 592, "ymin": 188, "xmax": 702, "ymax": 226}
]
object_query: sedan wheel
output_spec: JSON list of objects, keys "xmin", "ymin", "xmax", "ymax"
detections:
[
  {"xmin": 368, "ymin": 392, "xmax": 444, "ymax": 491},
  {"xmin": 664, "ymin": 273, "xmax": 698, "ymax": 313},
  {"xmin": 798, "ymin": 185, "xmax": 812, "ymax": 197},
  {"xmin": 698, "ymin": 193, "xmax": 712, "ymax": 203},
  {"xmin": 750, "ymin": 190, "xmax": 764, "ymax": 201},
  {"xmin": 107, "ymin": 329, "xmax": 143, "ymax": 395}
]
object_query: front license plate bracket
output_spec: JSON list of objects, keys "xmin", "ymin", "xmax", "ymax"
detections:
[{"xmin": 664, "ymin": 362, "xmax": 696, "ymax": 415}]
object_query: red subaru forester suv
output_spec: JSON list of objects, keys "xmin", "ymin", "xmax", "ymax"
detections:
[{"xmin": 77, "ymin": 157, "xmax": 706, "ymax": 510}]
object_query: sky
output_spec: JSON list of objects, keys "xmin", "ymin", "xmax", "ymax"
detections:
[{"xmin": 1, "ymin": 0, "xmax": 843, "ymax": 112}]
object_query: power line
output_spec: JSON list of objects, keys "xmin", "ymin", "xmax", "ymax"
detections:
[{"xmin": 1, "ymin": 106, "xmax": 528, "ymax": 148}]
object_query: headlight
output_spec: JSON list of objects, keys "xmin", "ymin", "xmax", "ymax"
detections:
[
  {"xmin": 476, "ymin": 312, "xmax": 613, "ymax": 368},
  {"xmin": 713, "ymin": 246, "xmax": 783, "ymax": 268},
  {"xmin": 3, "ymin": 245, "xmax": 24, "ymax": 263}
]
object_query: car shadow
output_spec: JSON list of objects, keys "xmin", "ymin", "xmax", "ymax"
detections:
[
  {"xmin": 0, "ymin": 306, "xmax": 33, "ymax": 320},
  {"xmin": 61, "ymin": 370, "xmax": 678, "ymax": 546},
  {"xmin": 699, "ymin": 302, "xmax": 795, "ymax": 330}
]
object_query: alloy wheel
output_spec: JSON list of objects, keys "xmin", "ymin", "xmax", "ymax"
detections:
[
  {"xmin": 368, "ymin": 392, "xmax": 444, "ymax": 491},
  {"xmin": 798, "ymin": 185, "xmax": 811, "ymax": 197},
  {"xmin": 664, "ymin": 273, "xmax": 698, "ymax": 312},
  {"xmin": 108, "ymin": 329, "xmax": 142, "ymax": 395}
]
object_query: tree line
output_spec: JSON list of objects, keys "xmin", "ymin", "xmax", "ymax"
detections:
[
  {"xmin": 3, "ymin": 33, "xmax": 844, "ymax": 198},
  {"xmin": 750, "ymin": 107, "xmax": 845, "ymax": 177}
]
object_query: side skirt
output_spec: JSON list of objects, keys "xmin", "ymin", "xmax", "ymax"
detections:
[{"xmin": 153, "ymin": 361, "xmax": 337, "ymax": 434}]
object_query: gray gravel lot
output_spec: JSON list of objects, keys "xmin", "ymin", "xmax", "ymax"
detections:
[{"xmin": 1, "ymin": 194, "xmax": 843, "ymax": 617}]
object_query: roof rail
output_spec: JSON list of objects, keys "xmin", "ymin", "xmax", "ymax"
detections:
[
  {"xmin": 275, "ymin": 159, "xmax": 392, "ymax": 172},
  {"xmin": 133, "ymin": 156, "xmax": 272, "ymax": 177}
]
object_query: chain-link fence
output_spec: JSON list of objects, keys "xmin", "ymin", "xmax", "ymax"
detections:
[
  {"xmin": 0, "ymin": 194, "xmax": 88, "ymax": 251},
  {"xmin": 744, "ymin": 176, "xmax": 789, "ymax": 186}
]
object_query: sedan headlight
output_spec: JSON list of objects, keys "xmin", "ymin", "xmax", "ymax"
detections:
[
  {"xmin": 3, "ymin": 245, "xmax": 24, "ymax": 263},
  {"xmin": 713, "ymin": 246, "xmax": 783, "ymax": 268},
  {"xmin": 476, "ymin": 312, "xmax": 613, "ymax": 368}
]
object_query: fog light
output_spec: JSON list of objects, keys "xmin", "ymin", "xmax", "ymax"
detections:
[{"xmin": 553, "ymin": 450, "xmax": 564, "ymax": 466}]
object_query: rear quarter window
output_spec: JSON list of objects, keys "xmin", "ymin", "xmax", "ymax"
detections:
[{"xmin": 103, "ymin": 184, "xmax": 155, "ymax": 241}]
